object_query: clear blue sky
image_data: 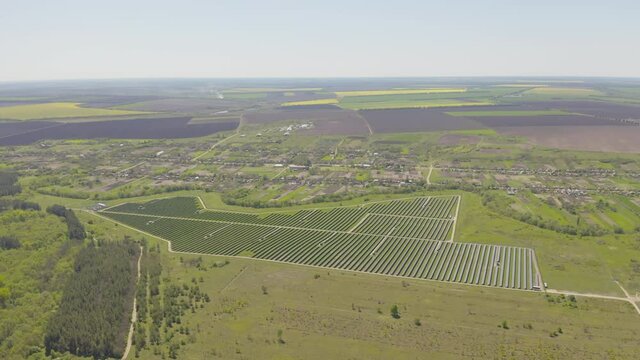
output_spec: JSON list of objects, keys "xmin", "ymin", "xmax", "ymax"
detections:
[{"xmin": 1, "ymin": 0, "xmax": 639, "ymax": 81}]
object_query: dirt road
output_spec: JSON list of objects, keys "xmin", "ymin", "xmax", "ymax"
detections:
[{"xmin": 122, "ymin": 246, "xmax": 143, "ymax": 360}]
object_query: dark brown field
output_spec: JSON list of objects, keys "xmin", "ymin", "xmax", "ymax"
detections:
[
  {"xmin": 0, "ymin": 121, "xmax": 60, "ymax": 138},
  {"xmin": 359, "ymin": 109, "xmax": 485, "ymax": 133},
  {"xmin": 0, "ymin": 117, "xmax": 238, "ymax": 146},
  {"xmin": 497, "ymin": 125, "xmax": 640, "ymax": 153},
  {"xmin": 80, "ymin": 95, "xmax": 162, "ymax": 108},
  {"xmin": 122, "ymin": 98, "xmax": 235, "ymax": 114}
]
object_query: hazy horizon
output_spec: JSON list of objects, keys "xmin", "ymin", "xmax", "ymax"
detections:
[{"xmin": 2, "ymin": 0, "xmax": 640, "ymax": 81}]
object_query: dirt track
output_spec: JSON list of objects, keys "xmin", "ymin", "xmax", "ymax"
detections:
[{"xmin": 122, "ymin": 246, "xmax": 143, "ymax": 360}]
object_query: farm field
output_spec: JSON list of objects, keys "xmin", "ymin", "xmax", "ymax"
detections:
[
  {"xmin": 0, "ymin": 117, "xmax": 239, "ymax": 145},
  {"xmin": 99, "ymin": 196, "xmax": 543, "ymax": 290},
  {"xmin": 338, "ymin": 97, "xmax": 493, "ymax": 110},
  {"xmin": 472, "ymin": 115, "xmax": 615, "ymax": 127},
  {"xmin": 281, "ymin": 98, "xmax": 338, "ymax": 106},
  {"xmin": 445, "ymin": 110, "xmax": 572, "ymax": 117},
  {"xmin": 334, "ymin": 88, "xmax": 467, "ymax": 97},
  {"xmin": 359, "ymin": 109, "xmax": 486, "ymax": 133},
  {"xmin": 496, "ymin": 125, "xmax": 640, "ymax": 153},
  {"xmin": 523, "ymin": 87, "xmax": 603, "ymax": 97},
  {"xmin": 0, "ymin": 102, "xmax": 149, "ymax": 120}
]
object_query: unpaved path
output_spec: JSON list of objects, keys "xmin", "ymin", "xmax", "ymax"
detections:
[
  {"xmin": 122, "ymin": 246, "xmax": 143, "ymax": 360},
  {"xmin": 220, "ymin": 266, "xmax": 247, "ymax": 294},
  {"xmin": 547, "ymin": 287, "xmax": 640, "ymax": 315},
  {"xmin": 615, "ymin": 281, "xmax": 640, "ymax": 314},
  {"xmin": 192, "ymin": 132, "xmax": 239, "ymax": 161}
]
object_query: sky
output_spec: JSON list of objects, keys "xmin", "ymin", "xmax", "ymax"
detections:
[{"xmin": 1, "ymin": 0, "xmax": 640, "ymax": 81}]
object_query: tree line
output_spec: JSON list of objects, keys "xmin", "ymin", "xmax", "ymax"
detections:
[
  {"xmin": 0, "ymin": 199, "xmax": 40, "ymax": 212},
  {"xmin": 46, "ymin": 205, "xmax": 86, "ymax": 240},
  {"xmin": 44, "ymin": 240, "xmax": 140, "ymax": 359}
]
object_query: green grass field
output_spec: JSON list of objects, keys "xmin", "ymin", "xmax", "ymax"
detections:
[{"xmin": 0, "ymin": 102, "xmax": 150, "ymax": 120}]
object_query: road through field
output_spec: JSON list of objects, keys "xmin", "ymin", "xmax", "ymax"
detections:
[
  {"xmin": 615, "ymin": 281, "xmax": 640, "ymax": 315},
  {"xmin": 192, "ymin": 132, "xmax": 239, "ymax": 161},
  {"xmin": 546, "ymin": 287, "xmax": 640, "ymax": 316}
]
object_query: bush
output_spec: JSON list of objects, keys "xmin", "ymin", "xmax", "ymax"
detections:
[
  {"xmin": 0, "ymin": 236, "xmax": 21, "ymax": 250},
  {"xmin": 0, "ymin": 171, "xmax": 21, "ymax": 196},
  {"xmin": 0, "ymin": 199, "xmax": 40, "ymax": 213},
  {"xmin": 390, "ymin": 304, "xmax": 400, "ymax": 319}
]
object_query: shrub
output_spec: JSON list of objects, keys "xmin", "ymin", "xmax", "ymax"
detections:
[{"xmin": 390, "ymin": 304, "xmax": 400, "ymax": 319}]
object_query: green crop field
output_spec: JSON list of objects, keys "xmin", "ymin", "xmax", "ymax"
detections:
[
  {"xmin": 0, "ymin": 102, "xmax": 150, "ymax": 120},
  {"xmin": 99, "ymin": 195, "xmax": 542, "ymax": 290}
]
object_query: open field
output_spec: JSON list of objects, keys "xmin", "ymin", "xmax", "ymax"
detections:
[
  {"xmin": 359, "ymin": 109, "xmax": 486, "ymax": 133},
  {"xmin": 523, "ymin": 87, "xmax": 603, "ymax": 97},
  {"xmin": 497, "ymin": 125, "xmax": 640, "ymax": 153},
  {"xmin": 127, "ymin": 246, "xmax": 640, "ymax": 359},
  {"xmin": 118, "ymin": 98, "xmax": 236, "ymax": 114},
  {"xmin": 339, "ymin": 97, "xmax": 493, "ymax": 110},
  {"xmin": 473, "ymin": 115, "xmax": 617, "ymax": 127},
  {"xmin": 445, "ymin": 110, "xmax": 572, "ymax": 117},
  {"xmin": 0, "ymin": 117, "xmax": 238, "ymax": 145},
  {"xmin": 0, "ymin": 102, "xmax": 149, "ymax": 120},
  {"xmin": 511, "ymin": 100, "xmax": 640, "ymax": 121},
  {"xmin": 98, "ymin": 196, "xmax": 542, "ymax": 290},
  {"xmin": 281, "ymin": 98, "xmax": 339, "ymax": 106}
]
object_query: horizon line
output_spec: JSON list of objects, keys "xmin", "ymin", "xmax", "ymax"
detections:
[{"xmin": 2, "ymin": 75, "xmax": 640, "ymax": 85}]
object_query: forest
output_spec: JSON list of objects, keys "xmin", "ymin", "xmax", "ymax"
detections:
[{"xmin": 44, "ymin": 240, "xmax": 140, "ymax": 359}]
